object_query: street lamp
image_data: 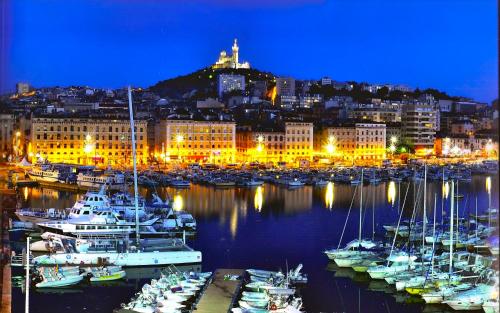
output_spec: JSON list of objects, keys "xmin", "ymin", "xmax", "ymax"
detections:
[
  {"xmin": 83, "ymin": 134, "xmax": 95, "ymax": 165},
  {"xmin": 326, "ymin": 136, "xmax": 335, "ymax": 155},
  {"xmin": 390, "ymin": 136, "xmax": 397, "ymax": 145}
]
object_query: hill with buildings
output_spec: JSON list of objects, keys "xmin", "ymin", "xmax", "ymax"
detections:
[{"xmin": 149, "ymin": 67, "xmax": 276, "ymax": 100}]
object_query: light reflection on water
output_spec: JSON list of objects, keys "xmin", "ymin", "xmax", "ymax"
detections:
[
  {"xmin": 387, "ymin": 181, "xmax": 396, "ymax": 207},
  {"xmin": 254, "ymin": 186, "xmax": 263, "ymax": 212},
  {"xmin": 20, "ymin": 176, "xmax": 500, "ymax": 242},
  {"xmin": 11, "ymin": 175, "xmax": 500, "ymax": 313},
  {"xmin": 325, "ymin": 182, "xmax": 334, "ymax": 210}
]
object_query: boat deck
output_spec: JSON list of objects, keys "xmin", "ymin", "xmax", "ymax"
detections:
[{"xmin": 194, "ymin": 268, "xmax": 244, "ymax": 313}]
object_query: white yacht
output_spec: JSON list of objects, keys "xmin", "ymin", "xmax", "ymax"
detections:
[
  {"xmin": 33, "ymin": 236, "xmax": 201, "ymax": 267},
  {"xmin": 366, "ymin": 252, "xmax": 417, "ymax": 279},
  {"xmin": 443, "ymin": 283, "xmax": 496, "ymax": 311},
  {"xmin": 27, "ymin": 165, "xmax": 61, "ymax": 183},
  {"xmin": 77, "ymin": 171, "xmax": 125, "ymax": 190},
  {"xmin": 37, "ymin": 210, "xmax": 159, "ymax": 236}
]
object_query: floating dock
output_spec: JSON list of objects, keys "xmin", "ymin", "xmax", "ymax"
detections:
[{"xmin": 194, "ymin": 268, "xmax": 244, "ymax": 313}]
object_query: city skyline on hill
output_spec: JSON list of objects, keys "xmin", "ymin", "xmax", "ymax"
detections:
[{"xmin": 0, "ymin": 0, "xmax": 497, "ymax": 102}]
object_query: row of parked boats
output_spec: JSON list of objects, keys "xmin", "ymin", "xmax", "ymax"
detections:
[
  {"xmin": 323, "ymin": 166, "xmax": 499, "ymax": 312},
  {"xmin": 232, "ymin": 265, "xmax": 307, "ymax": 313},
  {"xmin": 30, "ymin": 265, "xmax": 126, "ymax": 288},
  {"xmin": 120, "ymin": 268, "xmax": 212, "ymax": 313},
  {"xmin": 21, "ymin": 160, "xmax": 498, "ymax": 192}
]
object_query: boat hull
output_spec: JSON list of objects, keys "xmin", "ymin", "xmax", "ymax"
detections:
[
  {"xmin": 90, "ymin": 270, "xmax": 126, "ymax": 282},
  {"xmin": 34, "ymin": 250, "xmax": 202, "ymax": 267},
  {"xmin": 36, "ymin": 275, "xmax": 83, "ymax": 288},
  {"xmin": 14, "ymin": 213, "xmax": 52, "ymax": 224}
]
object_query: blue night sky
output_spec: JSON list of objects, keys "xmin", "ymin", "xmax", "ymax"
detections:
[{"xmin": 1, "ymin": 0, "xmax": 498, "ymax": 102}]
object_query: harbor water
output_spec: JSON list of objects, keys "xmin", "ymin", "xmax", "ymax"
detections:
[{"xmin": 10, "ymin": 174, "xmax": 499, "ymax": 313}]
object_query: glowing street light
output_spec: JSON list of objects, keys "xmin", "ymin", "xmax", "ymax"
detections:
[
  {"xmin": 84, "ymin": 143, "xmax": 94, "ymax": 154},
  {"xmin": 256, "ymin": 135, "xmax": 264, "ymax": 154},
  {"xmin": 176, "ymin": 134, "xmax": 184, "ymax": 163},
  {"xmin": 325, "ymin": 136, "xmax": 335, "ymax": 155},
  {"xmin": 176, "ymin": 134, "xmax": 184, "ymax": 143},
  {"xmin": 83, "ymin": 134, "xmax": 95, "ymax": 165},
  {"xmin": 390, "ymin": 136, "xmax": 397, "ymax": 145}
]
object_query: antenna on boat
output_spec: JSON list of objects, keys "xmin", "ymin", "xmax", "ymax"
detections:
[{"xmin": 128, "ymin": 86, "xmax": 140, "ymax": 246}]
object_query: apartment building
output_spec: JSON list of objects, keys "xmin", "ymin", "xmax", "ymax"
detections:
[
  {"xmin": 155, "ymin": 119, "xmax": 236, "ymax": 164},
  {"xmin": 31, "ymin": 116, "xmax": 149, "ymax": 165}
]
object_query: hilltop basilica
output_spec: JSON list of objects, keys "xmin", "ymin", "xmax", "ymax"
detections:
[{"xmin": 212, "ymin": 39, "xmax": 250, "ymax": 70}]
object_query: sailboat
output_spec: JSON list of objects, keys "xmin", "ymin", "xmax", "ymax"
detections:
[{"xmin": 325, "ymin": 169, "xmax": 382, "ymax": 264}]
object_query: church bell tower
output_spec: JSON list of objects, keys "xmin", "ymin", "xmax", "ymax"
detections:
[{"xmin": 232, "ymin": 38, "xmax": 239, "ymax": 66}]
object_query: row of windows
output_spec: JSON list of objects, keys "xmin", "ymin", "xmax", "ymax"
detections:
[
  {"xmin": 286, "ymin": 145, "xmax": 311, "ymax": 150},
  {"xmin": 35, "ymin": 125, "xmax": 144, "ymax": 133},
  {"xmin": 36, "ymin": 144, "xmax": 145, "ymax": 149},
  {"xmin": 169, "ymin": 144, "xmax": 233, "ymax": 149},
  {"xmin": 36, "ymin": 134, "xmax": 144, "ymax": 141},
  {"xmin": 169, "ymin": 136, "xmax": 233, "ymax": 141},
  {"xmin": 170, "ymin": 128, "xmax": 233, "ymax": 134},
  {"xmin": 35, "ymin": 151, "xmax": 144, "ymax": 156},
  {"xmin": 286, "ymin": 129, "xmax": 311, "ymax": 135}
]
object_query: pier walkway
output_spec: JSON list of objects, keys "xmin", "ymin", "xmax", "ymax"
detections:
[{"xmin": 194, "ymin": 268, "xmax": 244, "ymax": 313}]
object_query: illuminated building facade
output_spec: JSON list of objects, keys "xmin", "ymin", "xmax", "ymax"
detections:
[
  {"xmin": 31, "ymin": 116, "xmax": 148, "ymax": 165},
  {"xmin": 434, "ymin": 136, "xmax": 498, "ymax": 157},
  {"xmin": 218, "ymin": 74, "xmax": 245, "ymax": 98},
  {"xmin": 16, "ymin": 82, "xmax": 30, "ymax": 94},
  {"xmin": 236, "ymin": 122, "xmax": 313, "ymax": 165},
  {"xmin": 402, "ymin": 103, "xmax": 437, "ymax": 150},
  {"xmin": 348, "ymin": 108, "xmax": 401, "ymax": 123},
  {"xmin": 212, "ymin": 39, "xmax": 250, "ymax": 69},
  {"xmin": 236, "ymin": 127, "xmax": 286, "ymax": 164},
  {"xmin": 318, "ymin": 123, "xmax": 386, "ymax": 164},
  {"xmin": 155, "ymin": 119, "xmax": 236, "ymax": 164},
  {"xmin": 285, "ymin": 122, "xmax": 313, "ymax": 164}
]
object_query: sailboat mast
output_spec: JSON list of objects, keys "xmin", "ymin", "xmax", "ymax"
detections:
[
  {"xmin": 128, "ymin": 86, "xmax": 140, "ymax": 245},
  {"xmin": 372, "ymin": 192, "xmax": 375, "ymax": 241},
  {"xmin": 358, "ymin": 168, "xmax": 364, "ymax": 246},
  {"xmin": 422, "ymin": 164, "xmax": 427, "ymax": 251},
  {"xmin": 488, "ymin": 181, "xmax": 491, "ymax": 229},
  {"xmin": 441, "ymin": 168, "xmax": 445, "ymax": 225},
  {"xmin": 25, "ymin": 237, "xmax": 30, "ymax": 313},
  {"xmin": 456, "ymin": 181, "xmax": 459, "ymax": 241},
  {"xmin": 449, "ymin": 181, "xmax": 454, "ymax": 277},
  {"xmin": 475, "ymin": 196, "xmax": 478, "ymax": 239},
  {"xmin": 431, "ymin": 193, "xmax": 437, "ymax": 274}
]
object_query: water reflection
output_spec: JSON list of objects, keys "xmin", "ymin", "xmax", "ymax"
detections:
[
  {"xmin": 325, "ymin": 182, "xmax": 334, "ymax": 210},
  {"xmin": 387, "ymin": 181, "xmax": 396, "ymax": 207},
  {"xmin": 486, "ymin": 176, "xmax": 491, "ymax": 193},
  {"xmin": 254, "ymin": 186, "xmax": 263, "ymax": 212},
  {"xmin": 442, "ymin": 181, "xmax": 450, "ymax": 199},
  {"xmin": 173, "ymin": 194, "xmax": 183, "ymax": 211},
  {"xmin": 23, "ymin": 187, "xmax": 29, "ymax": 201},
  {"xmin": 230, "ymin": 204, "xmax": 238, "ymax": 239}
]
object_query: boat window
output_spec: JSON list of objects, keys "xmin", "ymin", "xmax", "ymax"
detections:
[{"xmin": 83, "ymin": 210, "xmax": 90, "ymax": 215}]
